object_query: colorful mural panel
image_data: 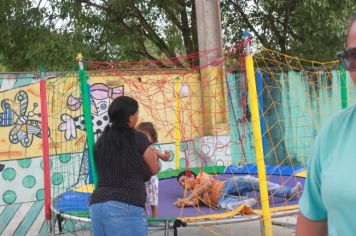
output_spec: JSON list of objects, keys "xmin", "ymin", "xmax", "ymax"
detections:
[{"xmin": 0, "ymin": 84, "xmax": 43, "ymax": 160}]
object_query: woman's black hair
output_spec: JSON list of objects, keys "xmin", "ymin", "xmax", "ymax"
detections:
[{"xmin": 94, "ymin": 96, "xmax": 139, "ymax": 181}]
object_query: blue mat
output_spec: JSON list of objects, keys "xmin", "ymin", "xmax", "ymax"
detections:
[
  {"xmin": 54, "ymin": 191, "xmax": 91, "ymax": 212},
  {"xmin": 224, "ymin": 164, "xmax": 304, "ymax": 176}
]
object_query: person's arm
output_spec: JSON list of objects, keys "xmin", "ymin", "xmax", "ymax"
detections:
[
  {"xmin": 297, "ymin": 127, "xmax": 328, "ymax": 235},
  {"xmin": 296, "ymin": 212, "xmax": 327, "ymax": 236},
  {"xmin": 175, "ymin": 198, "xmax": 199, "ymax": 207},
  {"xmin": 187, "ymin": 180, "xmax": 212, "ymax": 201},
  {"xmin": 154, "ymin": 149, "xmax": 170, "ymax": 161},
  {"xmin": 175, "ymin": 179, "xmax": 212, "ymax": 207},
  {"xmin": 143, "ymin": 146, "xmax": 160, "ymax": 175}
]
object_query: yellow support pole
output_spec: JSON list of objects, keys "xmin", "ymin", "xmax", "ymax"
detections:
[
  {"xmin": 245, "ymin": 55, "xmax": 273, "ymax": 236},
  {"xmin": 175, "ymin": 77, "xmax": 181, "ymax": 170}
]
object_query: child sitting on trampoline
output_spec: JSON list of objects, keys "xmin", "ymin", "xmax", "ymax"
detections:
[
  {"xmin": 175, "ymin": 170, "xmax": 302, "ymax": 210},
  {"xmin": 137, "ymin": 122, "xmax": 170, "ymax": 217}
]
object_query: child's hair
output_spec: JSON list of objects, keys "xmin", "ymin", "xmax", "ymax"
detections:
[
  {"xmin": 176, "ymin": 170, "xmax": 197, "ymax": 181},
  {"xmin": 136, "ymin": 122, "xmax": 158, "ymax": 143}
]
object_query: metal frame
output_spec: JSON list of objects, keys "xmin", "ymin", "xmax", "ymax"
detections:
[{"xmin": 50, "ymin": 192, "xmax": 298, "ymax": 236}]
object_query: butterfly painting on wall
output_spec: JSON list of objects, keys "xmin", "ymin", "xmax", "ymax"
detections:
[{"xmin": 0, "ymin": 90, "xmax": 45, "ymax": 147}]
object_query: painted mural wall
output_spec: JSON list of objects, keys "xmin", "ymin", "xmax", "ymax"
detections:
[
  {"xmin": 0, "ymin": 73, "xmax": 56, "ymax": 235},
  {"xmin": 0, "ymin": 68, "xmax": 232, "ymax": 235},
  {"xmin": 0, "ymin": 67, "xmax": 355, "ymax": 235}
]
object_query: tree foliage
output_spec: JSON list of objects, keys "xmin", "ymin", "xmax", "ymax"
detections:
[
  {"xmin": 221, "ymin": 0, "xmax": 356, "ymax": 60},
  {"xmin": 53, "ymin": 0, "xmax": 199, "ymax": 65},
  {"xmin": 0, "ymin": 0, "xmax": 198, "ymax": 71},
  {"xmin": 0, "ymin": 0, "xmax": 355, "ymax": 71}
]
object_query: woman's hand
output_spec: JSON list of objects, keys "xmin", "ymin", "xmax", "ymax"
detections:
[{"xmin": 155, "ymin": 149, "xmax": 170, "ymax": 162}]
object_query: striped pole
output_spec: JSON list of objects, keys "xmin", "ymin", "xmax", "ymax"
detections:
[{"xmin": 244, "ymin": 31, "xmax": 272, "ymax": 236}]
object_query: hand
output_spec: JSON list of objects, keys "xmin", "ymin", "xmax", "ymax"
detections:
[
  {"xmin": 175, "ymin": 198, "xmax": 187, "ymax": 207},
  {"xmin": 162, "ymin": 150, "xmax": 170, "ymax": 161},
  {"xmin": 175, "ymin": 197, "xmax": 196, "ymax": 207},
  {"xmin": 58, "ymin": 114, "xmax": 77, "ymax": 140}
]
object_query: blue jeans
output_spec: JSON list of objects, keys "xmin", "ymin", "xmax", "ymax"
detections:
[
  {"xmin": 89, "ymin": 201, "xmax": 147, "ymax": 236},
  {"xmin": 218, "ymin": 175, "xmax": 292, "ymax": 209}
]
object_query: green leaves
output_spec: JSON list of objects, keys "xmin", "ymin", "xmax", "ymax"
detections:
[
  {"xmin": 221, "ymin": 0, "xmax": 356, "ymax": 61},
  {"xmin": 1, "ymin": 0, "xmax": 355, "ymax": 71},
  {"xmin": 0, "ymin": 0, "xmax": 200, "ymax": 71}
]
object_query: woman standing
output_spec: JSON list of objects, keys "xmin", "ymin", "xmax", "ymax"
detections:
[
  {"xmin": 296, "ymin": 16, "xmax": 356, "ymax": 236},
  {"xmin": 89, "ymin": 96, "xmax": 160, "ymax": 236}
]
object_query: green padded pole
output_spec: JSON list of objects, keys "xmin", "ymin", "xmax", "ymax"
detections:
[
  {"xmin": 340, "ymin": 64, "xmax": 348, "ymax": 109},
  {"xmin": 77, "ymin": 53, "xmax": 98, "ymax": 187}
]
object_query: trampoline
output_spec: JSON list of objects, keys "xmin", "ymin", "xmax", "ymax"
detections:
[{"xmin": 51, "ymin": 164, "xmax": 305, "ymax": 235}]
